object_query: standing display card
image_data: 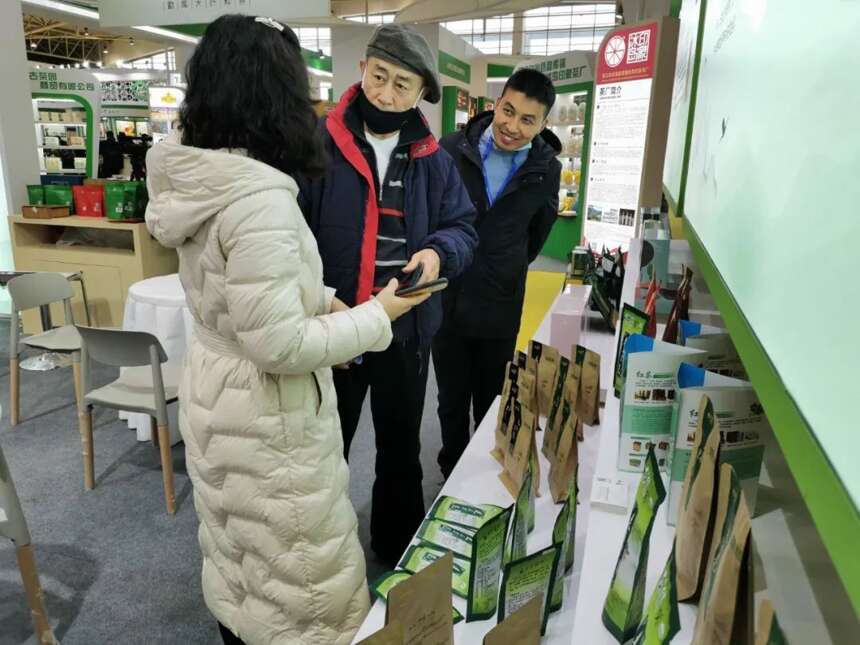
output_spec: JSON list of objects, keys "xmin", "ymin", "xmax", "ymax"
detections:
[
  {"xmin": 482, "ymin": 595, "xmax": 541, "ymax": 645},
  {"xmin": 548, "ymin": 400, "xmax": 580, "ymax": 503},
  {"xmin": 357, "ymin": 620, "xmax": 403, "ymax": 645},
  {"xmin": 576, "ymin": 345, "xmax": 602, "ymax": 426},
  {"xmin": 398, "ymin": 544, "xmax": 471, "ymax": 599},
  {"xmin": 467, "ymin": 505, "xmax": 514, "ymax": 621},
  {"xmin": 674, "ymin": 396, "xmax": 721, "ymax": 601},
  {"xmin": 693, "ymin": 464, "xmax": 753, "ymax": 645},
  {"xmin": 686, "ymin": 333, "xmax": 746, "ymax": 379},
  {"xmin": 619, "ymin": 334, "xmax": 706, "ymax": 472},
  {"xmin": 613, "ymin": 304, "xmax": 651, "ymax": 397},
  {"xmin": 530, "ymin": 340, "xmax": 561, "ymax": 418},
  {"xmin": 507, "ymin": 466, "xmax": 532, "ymax": 565},
  {"xmin": 631, "ymin": 543, "xmax": 681, "ymax": 645},
  {"xmin": 499, "ymin": 402, "xmax": 538, "ymax": 498},
  {"xmin": 429, "ymin": 496, "xmax": 503, "ymax": 529},
  {"xmin": 564, "ymin": 471, "xmax": 578, "ymax": 574},
  {"xmin": 371, "ymin": 569, "xmax": 464, "ymax": 625},
  {"xmin": 602, "ymin": 446, "xmax": 667, "ymax": 643},
  {"xmin": 386, "ymin": 553, "xmax": 457, "ymax": 644},
  {"xmin": 498, "ymin": 544, "xmax": 562, "ymax": 636},
  {"xmin": 548, "ymin": 496, "xmax": 573, "ymax": 614},
  {"xmin": 543, "ymin": 356, "xmax": 571, "ymax": 458},
  {"xmin": 666, "ymin": 364, "xmax": 766, "ymax": 525},
  {"xmin": 416, "ymin": 519, "xmax": 476, "ymax": 560}
]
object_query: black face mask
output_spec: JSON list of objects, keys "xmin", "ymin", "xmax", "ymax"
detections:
[{"xmin": 357, "ymin": 88, "xmax": 415, "ymax": 135}]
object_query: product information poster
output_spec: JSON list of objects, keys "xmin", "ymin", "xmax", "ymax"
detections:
[{"xmin": 584, "ymin": 22, "xmax": 658, "ymax": 252}]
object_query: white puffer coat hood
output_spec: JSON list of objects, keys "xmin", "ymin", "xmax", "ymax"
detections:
[{"xmin": 145, "ymin": 134, "xmax": 391, "ymax": 644}]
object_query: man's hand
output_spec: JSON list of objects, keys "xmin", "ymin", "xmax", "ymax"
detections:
[{"xmin": 403, "ymin": 248, "xmax": 441, "ymax": 284}]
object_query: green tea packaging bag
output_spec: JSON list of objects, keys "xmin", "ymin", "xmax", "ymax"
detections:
[
  {"xmin": 529, "ymin": 340, "xmax": 560, "ymax": 417},
  {"xmin": 666, "ymin": 364, "xmax": 766, "ymax": 526},
  {"xmin": 498, "ymin": 544, "xmax": 561, "ymax": 636},
  {"xmin": 548, "ymin": 399, "xmax": 580, "ymax": 503},
  {"xmin": 602, "ymin": 445, "xmax": 667, "ymax": 643},
  {"xmin": 44, "ymin": 184, "xmax": 74, "ymax": 211},
  {"xmin": 631, "ymin": 543, "xmax": 681, "ymax": 645},
  {"xmin": 693, "ymin": 464, "xmax": 753, "ymax": 645},
  {"xmin": 398, "ymin": 544, "xmax": 471, "ymax": 599},
  {"xmin": 429, "ymin": 496, "xmax": 503, "ymax": 529},
  {"xmin": 499, "ymin": 402, "xmax": 537, "ymax": 498},
  {"xmin": 619, "ymin": 334, "xmax": 706, "ymax": 473},
  {"xmin": 564, "ymin": 470, "xmax": 578, "ymax": 574},
  {"xmin": 104, "ymin": 182, "xmax": 127, "ymax": 219},
  {"xmin": 482, "ymin": 595, "xmax": 541, "ymax": 645},
  {"xmin": 548, "ymin": 495, "xmax": 573, "ymax": 614},
  {"xmin": 506, "ymin": 466, "xmax": 531, "ymax": 565},
  {"xmin": 466, "ymin": 505, "xmax": 514, "ymax": 621},
  {"xmin": 371, "ymin": 568, "xmax": 464, "ymax": 628},
  {"xmin": 755, "ymin": 600, "xmax": 787, "ymax": 645},
  {"xmin": 357, "ymin": 620, "xmax": 403, "ymax": 645},
  {"xmin": 27, "ymin": 185, "xmax": 46, "ymax": 206},
  {"xmin": 416, "ymin": 519, "xmax": 476, "ymax": 559},
  {"xmin": 614, "ymin": 304, "xmax": 650, "ymax": 397},
  {"xmin": 675, "ymin": 396, "xmax": 721, "ymax": 601},
  {"xmin": 542, "ymin": 356, "xmax": 571, "ymax": 458},
  {"xmin": 384, "ymin": 554, "xmax": 461, "ymax": 642},
  {"xmin": 527, "ymin": 437, "xmax": 539, "ymax": 531}
]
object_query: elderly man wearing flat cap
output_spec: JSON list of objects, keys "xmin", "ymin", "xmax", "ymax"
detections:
[{"xmin": 297, "ymin": 24, "xmax": 478, "ymax": 566}]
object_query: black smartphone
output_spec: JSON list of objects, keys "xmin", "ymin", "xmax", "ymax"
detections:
[
  {"xmin": 395, "ymin": 264, "xmax": 423, "ymax": 291},
  {"xmin": 395, "ymin": 278, "xmax": 449, "ymax": 297}
]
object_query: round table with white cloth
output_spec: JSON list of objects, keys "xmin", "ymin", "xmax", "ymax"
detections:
[{"xmin": 120, "ymin": 274, "xmax": 192, "ymax": 444}]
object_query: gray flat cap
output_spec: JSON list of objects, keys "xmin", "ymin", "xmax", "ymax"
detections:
[{"xmin": 366, "ymin": 24, "xmax": 441, "ymax": 104}]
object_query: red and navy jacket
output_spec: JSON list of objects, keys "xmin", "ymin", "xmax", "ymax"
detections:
[{"xmin": 297, "ymin": 83, "xmax": 478, "ymax": 344}]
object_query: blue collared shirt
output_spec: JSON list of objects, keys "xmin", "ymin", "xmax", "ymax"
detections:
[{"xmin": 479, "ymin": 125, "xmax": 531, "ymax": 206}]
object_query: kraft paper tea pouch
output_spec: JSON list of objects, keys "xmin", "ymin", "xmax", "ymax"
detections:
[
  {"xmin": 429, "ymin": 495, "xmax": 503, "ymax": 529},
  {"xmin": 530, "ymin": 340, "xmax": 561, "ymax": 417},
  {"xmin": 576, "ymin": 345, "xmax": 602, "ymax": 426},
  {"xmin": 357, "ymin": 620, "xmax": 404, "ymax": 645},
  {"xmin": 602, "ymin": 446, "xmax": 667, "ymax": 643},
  {"xmin": 548, "ymin": 495, "xmax": 573, "ymax": 613},
  {"xmin": 467, "ymin": 505, "xmax": 514, "ymax": 621},
  {"xmin": 482, "ymin": 595, "xmax": 541, "ymax": 645},
  {"xmin": 549, "ymin": 400, "xmax": 580, "ymax": 503},
  {"xmin": 564, "ymin": 351, "xmax": 582, "ymax": 410},
  {"xmin": 755, "ymin": 600, "xmax": 787, "ymax": 645},
  {"xmin": 499, "ymin": 402, "xmax": 537, "ymax": 498},
  {"xmin": 498, "ymin": 544, "xmax": 561, "ymax": 636},
  {"xmin": 416, "ymin": 519, "xmax": 476, "ymax": 559},
  {"xmin": 398, "ymin": 543, "xmax": 471, "ymax": 599},
  {"xmin": 506, "ymin": 466, "xmax": 531, "ymax": 565},
  {"xmin": 619, "ymin": 334, "xmax": 706, "ymax": 473},
  {"xmin": 675, "ymin": 396, "xmax": 721, "ymax": 601},
  {"xmin": 564, "ymin": 471, "xmax": 578, "ymax": 574},
  {"xmin": 385, "ymin": 553, "xmax": 457, "ymax": 644},
  {"xmin": 666, "ymin": 364, "xmax": 766, "ymax": 526},
  {"xmin": 614, "ymin": 304, "xmax": 650, "ymax": 397},
  {"xmin": 372, "ymin": 571, "xmax": 464, "ymax": 624},
  {"xmin": 515, "ymin": 350, "xmax": 539, "ymax": 412},
  {"xmin": 542, "ymin": 356, "xmax": 571, "ymax": 458},
  {"xmin": 494, "ymin": 370, "xmax": 519, "ymax": 466},
  {"xmin": 693, "ymin": 464, "xmax": 754, "ymax": 645},
  {"xmin": 631, "ymin": 543, "xmax": 681, "ymax": 645}
]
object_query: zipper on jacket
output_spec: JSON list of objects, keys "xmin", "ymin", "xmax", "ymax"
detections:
[{"xmin": 311, "ymin": 372, "xmax": 323, "ymax": 415}]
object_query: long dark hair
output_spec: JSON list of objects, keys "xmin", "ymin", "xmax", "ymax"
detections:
[{"xmin": 180, "ymin": 15, "xmax": 325, "ymax": 176}]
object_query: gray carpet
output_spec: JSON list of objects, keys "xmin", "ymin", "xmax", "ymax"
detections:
[{"xmin": 0, "ymin": 320, "xmax": 446, "ymax": 645}]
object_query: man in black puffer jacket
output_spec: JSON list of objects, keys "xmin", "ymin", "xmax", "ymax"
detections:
[{"xmin": 435, "ymin": 69, "xmax": 561, "ymax": 478}]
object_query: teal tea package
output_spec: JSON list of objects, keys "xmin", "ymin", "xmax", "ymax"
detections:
[
  {"xmin": 631, "ymin": 542, "xmax": 681, "ymax": 644},
  {"xmin": 429, "ymin": 495, "xmax": 503, "ymax": 529},
  {"xmin": 602, "ymin": 446, "xmax": 667, "ymax": 643},
  {"xmin": 613, "ymin": 304, "xmax": 650, "ymax": 397}
]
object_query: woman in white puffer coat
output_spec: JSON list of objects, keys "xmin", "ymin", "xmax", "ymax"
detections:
[{"xmin": 145, "ymin": 16, "xmax": 429, "ymax": 645}]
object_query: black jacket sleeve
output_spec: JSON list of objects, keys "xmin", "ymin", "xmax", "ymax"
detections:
[{"xmin": 526, "ymin": 159, "xmax": 561, "ymax": 262}]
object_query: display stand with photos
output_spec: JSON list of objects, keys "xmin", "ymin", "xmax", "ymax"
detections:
[
  {"xmin": 514, "ymin": 52, "xmax": 595, "ymax": 261},
  {"xmin": 29, "ymin": 68, "xmax": 102, "ymax": 179},
  {"xmin": 442, "ymin": 85, "xmax": 471, "ymax": 135},
  {"xmin": 582, "ymin": 17, "xmax": 679, "ymax": 252}
]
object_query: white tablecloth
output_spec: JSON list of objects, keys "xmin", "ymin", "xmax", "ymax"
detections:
[{"xmin": 120, "ymin": 273, "xmax": 192, "ymax": 444}]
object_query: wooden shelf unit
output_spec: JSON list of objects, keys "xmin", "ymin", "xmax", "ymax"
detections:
[{"xmin": 8, "ymin": 216, "xmax": 178, "ymax": 332}]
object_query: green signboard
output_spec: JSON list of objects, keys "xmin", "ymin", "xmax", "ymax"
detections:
[{"xmin": 438, "ymin": 50, "xmax": 471, "ymax": 83}]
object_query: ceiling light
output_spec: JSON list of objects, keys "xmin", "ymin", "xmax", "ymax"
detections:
[
  {"xmin": 132, "ymin": 25, "xmax": 200, "ymax": 45},
  {"xmin": 83, "ymin": 27, "xmax": 89, "ymax": 36},
  {"xmin": 22, "ymin": 0, "xmax": 98, "ymax": 20},
  {"xmin": 129, "ymin": 37, "xmax": 135, "ymax": 46},
  {"xmin": 75, "ymin": 62, "xmax": 81, "ymax": 68},
  {"xmin": 30, "ymin": 40, "xmax": 38, "ymax": 49},
  {"xmin": 97, "ymin": 61, "xmax": 103, "ymax": 68},
  {"xmin": 103, "ymin": 43, "xmax": 109, "ymax": 54}
]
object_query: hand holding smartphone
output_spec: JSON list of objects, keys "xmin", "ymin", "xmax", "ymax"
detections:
[{"xmin": 395, "ymin": 263, "xmax": 448, "ymax": 297}]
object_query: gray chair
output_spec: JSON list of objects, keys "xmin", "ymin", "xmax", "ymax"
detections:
[
  {"xmin": 8, "ymin": 273, "xmax": 82, "ymax": 426},
  {"xmin": 0, "ymin": 441, "xmax": 59, "ymax": 644},
  {"xmin": 76, "ymin": 326, "xmax": 180, "ymax": 515}
]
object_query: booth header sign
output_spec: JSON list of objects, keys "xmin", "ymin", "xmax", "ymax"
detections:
[
  {"xmin": 99, "ymin": 0, "xmax": 330, "ymax": 28},
  {"xmin": 438, "ymin": 51, "xmax": 471, "ymax": 84},
  {"xmin": 519, "ymin": 55, "xmax": 591, "ymax": 86}
]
